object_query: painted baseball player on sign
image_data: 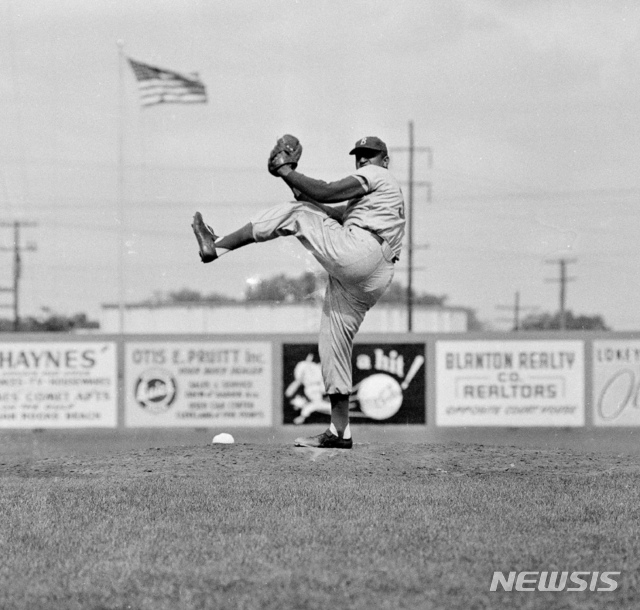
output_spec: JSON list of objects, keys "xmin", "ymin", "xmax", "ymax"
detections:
[{"xmin": 192, "ymin": 135, "xmax": 405, "ymax": 448}]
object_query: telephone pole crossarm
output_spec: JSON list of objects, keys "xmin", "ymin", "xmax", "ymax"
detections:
[{"xmin": 391, "ymin": 145, "xmax": 433, "ymax": 168}]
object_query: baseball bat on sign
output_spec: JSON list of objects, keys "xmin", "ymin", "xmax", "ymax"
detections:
[{"xmin": 401, "ymin": 355, "xmax": 425, "ymax": 389}]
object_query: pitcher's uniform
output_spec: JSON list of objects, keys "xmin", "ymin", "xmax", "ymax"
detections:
[{"xmin": 251, "ymin": 163, "xmax": 405, "ymax": 395}]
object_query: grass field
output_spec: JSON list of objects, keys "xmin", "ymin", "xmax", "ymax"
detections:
[{"xmin": 2, "ymin": 436, "xmax": 640, "ymax": 610}]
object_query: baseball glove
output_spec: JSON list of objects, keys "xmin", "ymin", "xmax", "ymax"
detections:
[{"xmin": 268, "ymin": 134, "xmax": 302, "ymax": 176}]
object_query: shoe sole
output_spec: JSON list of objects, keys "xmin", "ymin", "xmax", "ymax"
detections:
[
  {"xmin": 191, "ymin": 212, "xmax": 217, "ymax": 263},
  {"xmin": 294, "ymin": 439, "xmax": 353, "ymax": 449}
]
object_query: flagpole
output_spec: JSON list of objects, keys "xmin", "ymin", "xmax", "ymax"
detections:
[{"xmin": 117, "ymin": 40, "xmax": 125, "ymax": 334}]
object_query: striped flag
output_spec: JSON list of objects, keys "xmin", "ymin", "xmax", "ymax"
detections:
[{"xmin": 127, "ymin": 58, "xmax": 207, "ymax": 107}]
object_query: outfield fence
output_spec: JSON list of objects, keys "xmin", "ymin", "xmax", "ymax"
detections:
[{"xmin": 1, "ymin": 331, "xmax": 639, "ymax": 430}]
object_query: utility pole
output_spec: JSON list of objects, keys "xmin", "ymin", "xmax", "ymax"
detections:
[
  {"xmin": 0, "ymin": 221, "xmax": 37, "ymax": 331},
  {"xmin": 496, "ymin": 291, "xmax": 538, "ymax": 331},
  {"xmin": 545, "ymin": 258, "xmax": 577, "ymax": 330},
  {"xmin": 390, "ymin": 121, "xmax": 432, "ymax": 332}
]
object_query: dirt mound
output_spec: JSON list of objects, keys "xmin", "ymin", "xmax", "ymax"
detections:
[{"xmin": 3, "ymin": 442, "xmax": 640, "ymax": 481}]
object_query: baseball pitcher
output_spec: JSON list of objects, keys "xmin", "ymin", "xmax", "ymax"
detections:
[{"xmin": 191, "ymin": 135, "xmax": 405, "ymax": 448}]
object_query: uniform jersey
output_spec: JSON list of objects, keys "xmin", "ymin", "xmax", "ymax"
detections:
[{"xmin": 342, "ymin": 164, "xmax": 405, "ymax": 260}]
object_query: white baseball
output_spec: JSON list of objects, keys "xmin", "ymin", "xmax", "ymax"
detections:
[
  {"xmin": 212, "ymin": 433, "xmax": 235, "ymax": 444},
  {"xmin": 357, "ymin": 373, "xmax": 403, "ymax": 420}
]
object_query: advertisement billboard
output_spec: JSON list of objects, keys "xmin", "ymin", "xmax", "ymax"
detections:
[
  {"xmin": 436, "ymin": 340, "xmax": 584, "ymax": 427},
  {"xmin": 593, "ymin": 340, "xmax": 640, "ymax": 426},
  {"xmin": 0, "ymin": 342, "xmax": 117, "ymax": 428},
  {"xmin": 283, "ymin": 343, "xmax": 426, "ymax": 425},
  {"xmin": 125, "ymin": 341, "xmax": 272, "ymax": 427}
]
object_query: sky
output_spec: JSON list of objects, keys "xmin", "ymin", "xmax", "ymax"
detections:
[{"xmin": 0, "ymin": 0, "xmax": 639, "ymax": 330}]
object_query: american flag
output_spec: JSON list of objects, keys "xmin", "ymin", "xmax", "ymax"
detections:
[{"xmin": 127, "ymin": 58, "xmax": 207, "ymax": 107}]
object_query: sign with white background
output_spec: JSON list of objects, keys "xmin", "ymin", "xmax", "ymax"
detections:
[
  {"xmin": 436, "ymin": 340, "xmax": 584, "ymax": 427},
  {"xmin": 593, "ymin": 340, "xmax": 640, "ymax": 426},
  {"xmin": 125, "ymin": 341, "xmax": 272, "ymax": 427},
  {"xmin": 0, "ymin": 342, "xmax": 117, "ymax": 428}
]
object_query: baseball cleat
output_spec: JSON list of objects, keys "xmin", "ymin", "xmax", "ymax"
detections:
[
  {"xmin": 191, "ymin": 212, "xmax": 218, "ymax": 263},
  {"xmin": 294, "ymin": 429, "xmax": 353, "ymax": 449}
]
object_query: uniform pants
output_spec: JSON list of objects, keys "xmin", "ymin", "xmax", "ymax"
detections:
[{"xmin": 251, "ymin": 201, "xmax": 395, "ymax": 394}]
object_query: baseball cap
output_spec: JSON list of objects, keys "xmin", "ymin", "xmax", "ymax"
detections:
[{"xmin": 349, "ymin": 136, "xmax": 388, "ymax": 156}]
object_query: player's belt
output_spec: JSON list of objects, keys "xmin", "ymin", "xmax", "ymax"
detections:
[
  {"xmin": 361, "ymin": 226, "xmax": 384, "ymax": 246},
  {"xmin": 359, "ymin": 226, "xmax": 398, "ymax": 263}
]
